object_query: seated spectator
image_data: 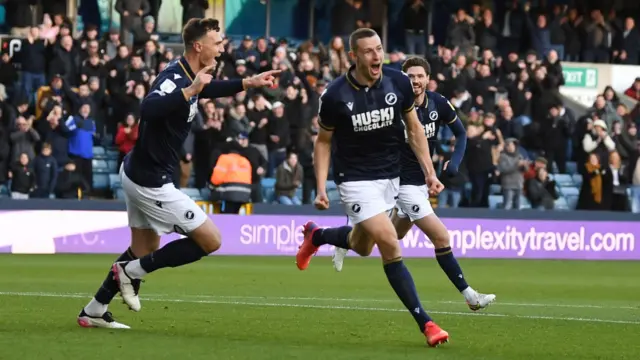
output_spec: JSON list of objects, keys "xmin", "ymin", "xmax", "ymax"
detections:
[
  {"xmin": 275, "ymin": 152, "xmax": 303, "ymax": 205},
  {"xmin": 497, "ymin": 138, "xmax": 527, "ymax": 210},
  {"xmin": 55, "ymin": 161, "xmax": 89, "ymax": 199},
  {"xmin": 9, "ymin": 153, "xmax": 34, "ymax": 199},
  {"xmin": 115, "ymin": 113, "xmax": 139, "ymax": 168},
  {"xmin": 523, "ymin": 157, "xmax": 548, "ymax": 181},
  {"xmin": 525, "ymin": 167, "xmax": 559, "ymax": 210},
  {"xmin": 32, "ymin": 143, "xmax": 58, "ymax": 198},
  {"xmin": 577, "ymin": 153, "xmax": 613, "ymax": 211}
]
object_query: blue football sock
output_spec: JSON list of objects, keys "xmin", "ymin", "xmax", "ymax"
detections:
[
  {"xmin": 139, "ymin": 238, "xmax": 208, "ymax": 274},
  {"xmin": 384, "ymin": 260, "xmax": 432, "ymax": 332},
  {"xmin": 311, "ymin": 226, "xmax": 351, "ymax": 249},
  {"xmin": 94, "ymin": 247, "xmax": 137, "ymax": 305},
  {"xmin": 435, "ymin": 247, "xmax": 469, "ymax": 292}
]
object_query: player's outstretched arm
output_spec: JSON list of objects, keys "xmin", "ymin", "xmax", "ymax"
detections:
[
  {"xmin": 444, "ymin": 117, "xmax": 467, "ymax": 175},
  {"xmin": 404, "ymin": 108, "xmax": 435, "ymax": 177},
  {"xmin": 199, "ymin": 70, "xmax": 281, "ymax": 99},
  {"xmin": 313, "ymin": 127, "xmax": 332, "ymax": 209}
]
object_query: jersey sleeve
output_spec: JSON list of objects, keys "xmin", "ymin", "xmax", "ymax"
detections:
[
  {"xmin": 398, "ymin": 72, "xmax": 416, "ymax": 113},
  {"xmin": 141, "ymin": 71, "xmax": 191, "ymax": 120},
  {"xmin": 317, "ymin": 88, "xmax": 336, "ymax": 131},
  {"xmin": 438, "ymin": 95, "xmax": 459, "ymax": 124}
]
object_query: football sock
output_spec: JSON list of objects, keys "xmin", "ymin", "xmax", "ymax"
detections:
[
  {"xmin": 383, "ymin": 259, "xmax": 432, "ymax": 332},
  {"xmin": 435, "ymin": 246, "xmax": 469, "ymax": 292},
  {"xmin": 311, "ymin": 226, "xmax": 352, "ymax": 249},
  {"xmin": 90, "ymin": 247, "xmax": 138, "ymax": 310},
  {"xmin": 127, "ymin": 238, "xmax": 208, "ymax": 278}
]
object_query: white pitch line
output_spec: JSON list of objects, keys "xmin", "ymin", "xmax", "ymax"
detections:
[{"xmin": 1, "ymin": 291, "xmax": 639, "ymax": 325}]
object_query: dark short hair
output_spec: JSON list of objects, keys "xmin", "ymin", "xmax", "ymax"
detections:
[
  {"xmin": 349, "ymin": 28, "xmax": 378, "ymax": 51},
  {"xmin": 182, "ymin": 18, "xmax": 221, "ymax": 48},
  {"xmin": 401, "ymin": 57, "xmax": 431, "ymax": 76}
]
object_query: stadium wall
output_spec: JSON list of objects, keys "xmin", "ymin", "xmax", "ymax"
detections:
[{"xmin": 0, "ymin": 200, "xmax": 637, "ymax": 260}]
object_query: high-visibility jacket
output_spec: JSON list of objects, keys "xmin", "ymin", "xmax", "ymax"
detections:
[{"xmin": 210, "ymin": 153, "xmax": 252, "ymax": 203}]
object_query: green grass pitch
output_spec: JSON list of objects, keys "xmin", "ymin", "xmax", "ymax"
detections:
[{"xmin": 0, "ymin": 254, "xmax": 639, "ymax": 359}]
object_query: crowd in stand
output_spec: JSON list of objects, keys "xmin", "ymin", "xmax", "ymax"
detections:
[{"xmin": 0, "ymin": 0, "xmax": 639, "ymax": 211}]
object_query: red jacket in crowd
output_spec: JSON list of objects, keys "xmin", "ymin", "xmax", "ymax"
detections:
[{"xmin": 115, "ymin": 124, "xmax": 139, "ymax": 155}]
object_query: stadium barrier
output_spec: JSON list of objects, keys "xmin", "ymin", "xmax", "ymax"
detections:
[{"xmin": 0, "ymin": 200, "xmax": 637, "ymax": 260}]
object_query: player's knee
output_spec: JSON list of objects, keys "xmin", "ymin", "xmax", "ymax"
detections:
[
  {"xmin": 190, "ymin": 220, "xmax": 223, "ymax": 254},
  {"xmin": 201, "ymin": 227, "xmax": 222, "ymax": 254},
  {"xmin": 430, "ymin": 228, "xmax": 451, "ymax": 249},
  {"xmin": 130, "ymin": 228, "xmax": 161, "ymax": 257}
]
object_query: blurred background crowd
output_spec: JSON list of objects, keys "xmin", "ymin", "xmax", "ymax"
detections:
[{"xmin": 0, "ymin": 0, "xmax": 639, "ymax": 213}]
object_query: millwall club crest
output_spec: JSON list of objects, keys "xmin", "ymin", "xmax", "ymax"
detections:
[
  {"xmin": 429, "ymin": 111, "xmax": 438, "ymax": 121},
  {"xmin": 385, "ymin": 93, "xmax": 397, "ymax": 106}
]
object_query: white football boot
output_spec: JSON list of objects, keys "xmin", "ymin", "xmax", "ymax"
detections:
[
  {"xmin": 112, "ymin": 262, "xmax": 142, "ymax": 312},
  {"xmin": 465, "ymin": 289, "xmax": 496, "ymax": 311},
  {"xmin": 77, "ymin": 310, "xmax": 130, "ymax": 329},
  {"xmin": 332, "ymin": 247, "xmax": 348, "ymax": 272}
]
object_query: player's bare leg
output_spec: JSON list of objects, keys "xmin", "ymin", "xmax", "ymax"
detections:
[
  {"xmin": 112, "ymin": 219, "xmax": 222, "ymax": 311},
  {"xmin": 395, "ymin": 212, "xmax": 496, "ymax": 311},
  {"xmin": 78, "ymin": 228, "xmax": 159, "ymax": 329}
]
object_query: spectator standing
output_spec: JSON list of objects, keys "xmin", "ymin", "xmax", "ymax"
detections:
[
  {"xmin": 267, "ymin": 102, "xmax": 290, "ymax": 176},
  {"xmin": 66, "ymin": 103, "xmax": 96, "ymax": 192},
  {"xmin": 497, "ymin": 138, "xmax": 527, "ymax": 210},
  {"xmin": 275, "ymin": 152, "xmax": 303, "ymax": 205},
  {"xmin": 115, "ymin": 113, "xmax": 139, "ymax": 168},
  {"xmin": 10, "ymin": 116, "xmax": 40, "ymax": 163},
  {"xmin": 613, "ymin": 17, "xmax": 640, "ymax": 65},
  {"xmin": 181, "ymin": 0, "xmax": 208, "ymax": 29},
  {"xmin": 9, "ymin": 153, "xmax": 34, "ymax": 199},
  {"xmin": 55, "ymin": 161, "xmax": 90, "ymax": 199},
  {"xmin": 465, "ymin": 124, "xmax": 495, "ymax": 207},
  {"xmin": 403, "ymin": 0, "xmax": 428, "ymax": 55},
  {"xmin": 32, "ymin": 143, "xmax": 58, "ymax": 198},
  {"xmin": 578, "ymin": 153, "xmax": 613, "ymax": 210},
  {"xmin": 115, "ymin": 0, "xmax": 150, "ymax": 47},
  {"xmin": 20, "ymin": 26, "xmax": 48, "ymax": 103}
]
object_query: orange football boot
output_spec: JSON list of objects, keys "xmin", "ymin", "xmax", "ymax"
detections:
[
  {"xmin": 296, "ymin": 221, "xmax": 320, "ymax": 270},
  {"xmin": 424, "ymin": 321, "xmax": 449, "ymax": 347}
]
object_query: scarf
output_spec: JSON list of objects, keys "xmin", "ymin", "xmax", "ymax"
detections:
[{"xmin": 585, "ymin": 162, "xmax": 602, "ymax": 204}]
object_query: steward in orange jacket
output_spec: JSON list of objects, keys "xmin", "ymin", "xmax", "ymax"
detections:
[{"xmin": 209, "ymin": 151, "xmax": 252, "ymax": 204}]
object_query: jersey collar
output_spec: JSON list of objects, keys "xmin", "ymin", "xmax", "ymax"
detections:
[
  {"xmin": 178, "ymin": 57, "xmax": 196, "ymax": 82},
  {"xmin": 419, "ymin": 92, "xmax": 429, "ymax": 108},
  {"xmin": 345, "ymin": 65, "xmax": 383, "ymax": 91}
]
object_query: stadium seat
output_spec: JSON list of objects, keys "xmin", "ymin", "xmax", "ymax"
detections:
[
  {"xmin": 566, "ymin": 161, "xmax": 577, "ymax": 174},
  {"xmin": 107, "ymin": 160, "xmax": 118, "ymax": 173},
  {"xmin": 488, "ymin": 195, "xmax": 502, "ymax": 209},
  {"xmin": 92, "ymin": 159, "xmax": 109, "ymax": 173},
  {"xmin": 93, "ymin": 146, "xmax": 106, "ymax": 159},
  {"xmin": 261, "ymin": 178, "xmax": 276, "ymax": 202},
  {"xmin": 106, "ymin": 149, "xmax": 120, "ymax": 160},
  {"xmin": 326, "ymin": 180, "xmax": 337, "ymax": 191},
  {"xmin": 327, "ymin": 188, "xmax": 341, "ymax": 203},
  {"xmin": 554, "ymin": 196, "xmax": 569, "ymax": 210},
  {"xmin": 550, "ymin": 173, "xmax": 573, "ymax": 187},
  {"xmin": 519, "ymin": 195, "xmax": 531, "ymax": 209},
  {"xmin": 560, "ymin": 186, "xmax": 579, "ymax": 197},
  {"xmin": 0, "ymin": 184, "xmax": 8, "ymax": 197},
  {"xmin": 489, "ymin": 184, "xmax": 502, "ymax": 195},
  {"xmin": 109, "ymin": 174, "xmax": 121, "ymax": 189},
  {"xmin": 200, "ymin": 187, "xmax": 211, "ymax": 200},
  {"xmin": 187, "ymin": 176, "xmax": 196, "ymax": 188},
  {"xmin": 115, "ymin": 188, "xmax": 126, "ymax": 200},
  {"xmin": 181, "ymin": 188, "xmax": 203, "ymax": 200},
  {"xmin": 295, "ymin": 187, "xmax": 303, "ymax": 201},
  {"xmin": 566, "ymin": 195, "xmax": 578, "ymax": 210},
  {"xmin": 572, "ymin": 174, "xmax": 582, "ymax": 187},
  {"xmin": 93, "ymin": 173, "xmax": 109, "ymax": 190}
]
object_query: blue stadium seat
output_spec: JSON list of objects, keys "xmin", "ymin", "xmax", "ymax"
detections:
[
  {"xmin": 555, "ymin": 196, "xmax": 569, "ymax": 210},
  {"xmin": 261, "ymin": 178, "xmax": 276, "ymax": 202},
  {"xmin": 519, "ymin": 195, "xmax": 531, "ymax": 209},
  {"xmin": 93, "ymin": 146, "xmax": 106, "ymax": 159},
  {"xmin": 106, "ymin": 149, "xmax": 120, "ymax": 160},
  {"xmin": 550, "ymin": 173, "xmax": 573, "ymax": 187},
  {"xmin": 560, "ymin": 186, "xmax": 579, "ymax": 197},
  {"xmin": 181, "ymin": 187, "xmax": 203, "ymax": 200},
  {"xmin": 326, "ymin": 180, "xmax": 337, "ymax": 191},
  {"xmin": 488, "ymin": 195, "xmax": 502, "ymax": 209},
  {"xmin": 566, "ymin": 195, "xmax": 578, "ymax": 210},
  {"xmin": 295, "ymin": 187, "xmax": 303, "ymax": 202},
  {"xmin": 93, "ymin": 173, "xmax": 109, "ymax": 190},
  {"xmin": 92, "ymin": 159, "xmax": 109, "ymax": 173},
  {"xmin": 327, "ymin": 188, "xmax": 341, "ymax": 203},
  {"xmin": 566, "ymin": 161, "xmax": 577, "ymax": 174},
  {"xmin": 107, "ymin": 160, "xmax": 118, "ymax": 173},
  {"xmin": 200, "ymin": 187, "xmax": 211, "ymax": 200},
  {"xmin": 489, "ymin": 184, "xmax": 502, "ymax": 195},
  {"xmin": 187, "ymin": 176, "xmax": 196, "ymax": 188},
  {"xmin": 572, "ymin": 174, "xmax": 582, "ymax": 187},
  {"xmin": 109, "ymin": 174, "xmax": 121, "ymax": 189},
  {"xmin": 0, "ymin": 184, "xmax": 8, "ymax": 197},
  {"xmin": 115, "ymin": 188, "xmax": 126, "ymax": 200}
]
